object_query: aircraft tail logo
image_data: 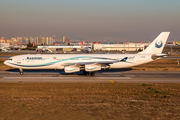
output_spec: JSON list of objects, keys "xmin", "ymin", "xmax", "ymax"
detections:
[{"xmin": 155, "ymin": 40, "xmax": 163, "ymax": 48}]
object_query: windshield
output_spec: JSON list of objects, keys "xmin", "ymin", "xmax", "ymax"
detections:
[{"xmin": 8, "ymin": 58, "xmax": 12, "ymax": 60}]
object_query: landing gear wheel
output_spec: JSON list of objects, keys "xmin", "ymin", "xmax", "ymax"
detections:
[
  {"xmin": 90, "ymin": 72, "xmax": 95, "ymax": 76},
  {"xmin": 20, "ymin": 72, "xmax": 23, "ymax": 75},
  {"xmin": 83, "ymin": 71, "xmax": 95, "ymax": 76},
  {"xmin": 86, "ymin": 72, "xmax": 89, "ymax": 76},
  {"xmin": 83, "ymin": 71, "xmax": 89, "ymax": 76}
]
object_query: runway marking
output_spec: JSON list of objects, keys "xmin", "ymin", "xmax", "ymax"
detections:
[
  {"xmin": 101, "ymin": 72, "xmax": 122, "ymax": 74},
  {"xmin": 110, "ymin": 80, "xmax": 115, "ymax": 83},
  {"xmin": 3, "ymin": 77, "xmax": 131, "ymax": 80}
]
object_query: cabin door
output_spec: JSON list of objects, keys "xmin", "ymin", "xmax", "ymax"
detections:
[{"xmin": 16, "ymin": 58, "xmax": 22, "ymax": 64}]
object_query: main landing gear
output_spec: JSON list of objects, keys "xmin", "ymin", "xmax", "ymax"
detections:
[
  {"xmin": 19, "ymin": 68, "xmax": 23, "ymax": 75},
  {"xmin": 83, "ymin": 71, "xmax": 95, "ymax": 76}
]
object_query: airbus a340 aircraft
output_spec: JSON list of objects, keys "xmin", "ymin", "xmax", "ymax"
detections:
[{"xmin": 4, "ymin": 32, "xmax": 170, "ymax": 76}]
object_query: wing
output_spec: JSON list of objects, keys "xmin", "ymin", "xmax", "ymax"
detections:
[{"xmin": 62, "ymin": 57, "xmax": 128, "ymax": 66}]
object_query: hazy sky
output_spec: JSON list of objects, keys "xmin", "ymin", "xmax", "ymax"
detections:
[{"xmin": 0, "ymin": 0, "xmax": 180, "ymax": 42}]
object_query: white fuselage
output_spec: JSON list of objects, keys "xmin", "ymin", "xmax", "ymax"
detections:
[{"xmin": 4, "ymin": 54, "xmax": 153, "ymax": 69}]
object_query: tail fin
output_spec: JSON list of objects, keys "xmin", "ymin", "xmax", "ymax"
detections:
[
  {"xmin": 79, "ymin": 41, "xmax": 83, "ymax": 46},
  {"xmin": 138, "ymin": 32, "xmax": 170, "ymax": 54}
]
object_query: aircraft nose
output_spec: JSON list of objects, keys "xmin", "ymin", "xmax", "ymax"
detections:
[{"xmin": 4, "ymin": 60, "xmax": 8, "ymax": 65}]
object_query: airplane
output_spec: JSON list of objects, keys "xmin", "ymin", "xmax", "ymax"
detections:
[
  {"xmin": 166, "ymin": 42, "xmax": 175, "ymax": 46},
  {"xmin": 4, "ymin": 32, "xmax": 170, "ymax": 76},
  {"xmin": 0, "ymin": 47, "xmax": 11, "ymax": 52},
  {"xmin": 81, "ymin": 47, "xmax": 92, "ymax": 53},
  {"xmin": 10, "ymin": 44, "xmax": 27, "ymax": 50},
  {"xmin": 40, "ymin": 46, "xmax": 53, "ymax": 53},
  {"xmin": 79, "ymin": 41, "xmax": 92, "ymax": 53},
  {"xmin": 41, "ymin": 46, "xmax": 46, "ymax": 52}
]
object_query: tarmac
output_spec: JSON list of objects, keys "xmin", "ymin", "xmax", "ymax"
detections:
[{"xmin": 0, "ymin": 70, "xmax": 180, "ymax": 83}]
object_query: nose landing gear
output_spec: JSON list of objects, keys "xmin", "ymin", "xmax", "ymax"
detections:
[{"xmin": 19, "ymin": 68, "xmax": 23, "ymax": 75}]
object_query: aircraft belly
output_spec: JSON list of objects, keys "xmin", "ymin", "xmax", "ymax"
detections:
[
  {"xmin": 110, "ymin": 63, "xmax": 133, "ymax": 68},
  {"xmin": 20, "ymin": 65, "xmax": 56, "ymax": 69},
  {"xmin": 110, "ymin": 58, "xmax": 152, "ymax": 69}
]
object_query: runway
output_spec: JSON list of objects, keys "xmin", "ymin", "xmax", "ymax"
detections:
[{"xmin": 0, "ymin": 71, "xmax": 179, "ymax": 83}]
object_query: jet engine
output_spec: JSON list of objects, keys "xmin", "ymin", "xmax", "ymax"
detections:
[
  {"xmin": 64, "ymin": 66, "xmax": 80, "ymax": 73},
  {"xmin": 85, "ymin": 64, "xmax": 101, "ymax": 72}
]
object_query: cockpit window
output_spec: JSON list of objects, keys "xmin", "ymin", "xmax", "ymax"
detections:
[{"xmin": 8, "ymin": 58, "xmax": 12, "ymax": 60}]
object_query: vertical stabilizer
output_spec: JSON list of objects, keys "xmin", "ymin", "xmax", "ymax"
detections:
[
  {"xmin": 177, "ymin": 41, "xmax": 180, "ymax": 44},
  {"xmin": 138, "ymin": 32, "xmax": 170, "ymax": 54}
]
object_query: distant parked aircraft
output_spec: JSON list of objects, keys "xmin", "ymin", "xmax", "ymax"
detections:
[
  {"xmin": 10, "ymin": 44, "xmax": 27, "ymax": 50},
  {"xmin": 166, "ymin": 42, "xmax": 175, "ymax": 46},
  {"xmin": 80, "ymin": 41, "xmax": 92, "ymax": 53},
  {"xmin": 40, "ymin": 46, "xmax": 52, "ymax": 53},
  {"xmin": 0, "ymin": 47, "xmax": 11, "ymax": 52}
]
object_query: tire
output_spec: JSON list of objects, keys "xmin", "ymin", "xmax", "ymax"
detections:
[
  {"xmin": 91, "ymin": 72, "xmax": 95, "ymax": 76},
  {"xmin": 83, "ymin": 71, "xmax": 86, "ymax": 75},
  {"xmin": 83, "ymin": 71, "xmax": 89, "ymax": 76}
]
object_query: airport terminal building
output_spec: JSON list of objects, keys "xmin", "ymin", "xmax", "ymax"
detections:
[
  {"xmin": 37, "ymin": 45, "xmax": 82, "ymax": 51},
  {"xmin": 93, "ymin": 43, "xmax": 145, "ymax": 51},
  {"xmin": 37, "ymin": 43, "xmax": 145, "ymax": 52}
]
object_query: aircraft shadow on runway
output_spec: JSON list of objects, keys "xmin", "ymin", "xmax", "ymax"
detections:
[{"xmin": 6, "ymin": 68, "xmax": 133, "ymax": 75}]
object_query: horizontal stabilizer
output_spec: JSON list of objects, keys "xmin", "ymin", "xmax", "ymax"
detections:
[
  {"xmin": 151, "ymin": 54, "xmax": 168, "ymax": 60},
  {"xmin": 120, "ymin": 57, "xmax": 128, "ymax": 62}
]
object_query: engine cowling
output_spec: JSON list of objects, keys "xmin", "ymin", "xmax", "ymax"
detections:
[
  {"xmin": 85, "ymin": 64, "xmax": 101, "ymax": 72},
  {"xmin": 64, "ymin": 66, "xmax": 80, "ymax": 73}
]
